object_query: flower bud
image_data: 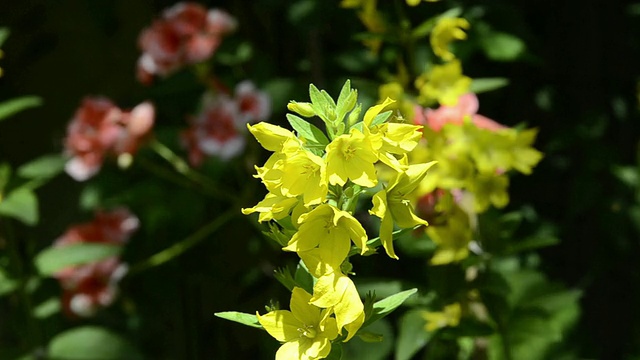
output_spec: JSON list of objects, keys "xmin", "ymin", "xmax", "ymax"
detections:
[{"xmin": 287, "ymin": 101, "xmax": 316, "ymax": 117}]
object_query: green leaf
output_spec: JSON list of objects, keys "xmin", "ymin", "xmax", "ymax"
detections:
[
  {"xmin": 214, "ymin": 311, "xmax": 263, "ymax": 329},
  {"xmin": 325, "ymin": 342, "xmax": 343, "ymax": 360},
  {"xmin": 35, "ymin": 243, "xmax": 122, "ymax": 276},
  {"xmin": 370, "ymin": 110, "xmax": 393, "ymax": 127},
  {"xmin": 17, "ymin": 154, "xmax": 66, "ymax": 179},
  {"xmin": 0, "ymin": 96, "xmax": 42, "ymax": 121},
  {"xmin": 0, "ymin": 28, "xmax": 9, "ymax": 47},
  {"xmin": 612, "ymin": 165, "xmax": 639, "ymax": 187},
  {"xmin": 0, "ymin": 188, "xmax": 38, "ymax": 225},
  {"xmin": 0, "ymin": 269, "xmax": 18, "ymax": 297},
  {"xmin": 343, "ymin": 319, "xmax": 394, "ymax": 360},
  {"xmin": 364, "ymin": 288, "xmax": 418, "ymax": 327},
  {"xmin": 395, "ymin": 309, "xmax": 430, "ymax": 360},
  {"xmin": 32, "ymin": 297, "xmax": 61, "ymax": 319},
  {"xmin": 308, "ymin": 84, "xmax": 328, "ymax": 119},
  {"xmin": 469, "ymin": 78, "xmax": 510, "ymax": 94},
  {"xmin": 480, "ymin": 32, "xmax": 526, "ymax": 62},
  {"xmin": 294, "ymin": 260, "xmax": 315, "ymax": 294},
  {"xmin": 48, "ymin": 326, "xmax": 143, "ymax": 360},
  {"xmin": 0, "ymin": 162, "xmax": 11, "ymax": 194},
  {"xmin": 286, "ymin": 113, "xmax": 330, "ymax": 146}
]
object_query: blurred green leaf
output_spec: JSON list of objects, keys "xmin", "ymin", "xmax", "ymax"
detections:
[
  {"xmin": 263, "ymin": 78, "xmax": 296, "ymax": 110},
  {"xmin": 395, "ymin": 309, "xmax": 430, "ymax": 360},
  {"xmin": 612, "ymin": 165, "xmax": 638, "ymax": 188},
  {"xmin": 0, "ymin": 188, "xmax": 38, "ymax": 225},
  {"xmin": 0, "ymin": 162, "xmax": 11, "ymax": 194},
  {"xmin": 343, "ymin": 319, "xmax": 394, "ymax": 360},
  {"xmin": 325, "ymin": 343, "xmax": 343, "ymax": 360},
  {"xmin": 0, "ymin": 96, "xmax": 42, "ymax": 121},
  {"xmin": 32, "ymin": 297, "xmax": 61, "ymax": 319},
  {"xmin": 470, "ymin": 78, "xmax": 510, "ymax": 94},
  {"xmin": 17, "ymin": 154, "xmax": 66, "ymax": 179},
  {"xmin": 48, "ymin": 326, "xmax": 143, "ymax": 360},
  {"xmin": 0, "ymin": 28, "xmax": 9, "ymax": 47},
  {"xmin": 35, "ymin": 243, "xmax": 122, "ymax": 276},
  {"xmin": 214, "ymin": 311, "xmax": 263, "ymax": 329},
  {"xmin": 480, "ymin": 32, "xmax": 526, "ymax": 62},
  {"xmin": 0, "ymin": 269, "xmax": 18, "ymax": 297}
]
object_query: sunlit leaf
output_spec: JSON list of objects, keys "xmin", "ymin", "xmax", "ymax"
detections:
[
  {"xmin": 214, "ymin": 311, "xmax": 263, "ymax": 329},
  {"xmin": 395, "ymin": 310, "xmax": 430, "ymax": 360}
]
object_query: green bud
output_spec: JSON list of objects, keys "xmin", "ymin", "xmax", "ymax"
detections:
[
  {"xmin": 287, "ymin": 101, "xmax": 316, "ymax": 117},
  {"xmin": 343, "ymin": 90, "xmax": 358, "ymax": 113},
  {"xmin": 347, "ymin": 103, "xmax": 362, "ymax": 128}
]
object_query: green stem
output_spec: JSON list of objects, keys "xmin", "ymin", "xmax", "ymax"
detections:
[
  {"xmin": 148, "ymin": 139, "xmax": 236, "ymax": 202},
  {"xmin": 127, "ymin": 209, "xmax": 237, "ymax": 275}
]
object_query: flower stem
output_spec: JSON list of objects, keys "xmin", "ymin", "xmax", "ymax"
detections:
[
  {"xmin": 128, "ymin": 208, "xmax": 237, "ymax": 275},
  {"xmin": 148, "ymin": 139, "xmax": 236, "ymax": 202}
]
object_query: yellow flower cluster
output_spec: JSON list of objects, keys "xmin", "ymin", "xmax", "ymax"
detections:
[{"xmin": 244, "ymin": 81, "xmax": 435, "ymax": 359}]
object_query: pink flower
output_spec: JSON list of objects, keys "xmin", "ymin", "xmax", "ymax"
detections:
[
  {"xmin": 414, "ymin": 93, "xmax": 506, "ymax": 132},
  {"xmin": 234, "ymin": 80, "xmax": 271, "ymax": 123},
  {"xmin": 53, "ymin": 209, "xmax": 138, "ymax": 317},
  {"xmin": 64, "ymin": 98, "xmax": 155, "ymax": 181},
  {"xmin": 182, "ymin": 94, "xmax": 245, "ymax": 164},
  {"xmin": 136, "ymin": 3, "xmax": 236, "ymax": 84},
  {"xmin": 59, "ymin": 257, "xmax": 128, "ymax": 318}
]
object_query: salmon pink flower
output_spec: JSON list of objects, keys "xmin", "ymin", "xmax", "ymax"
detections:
[
  {"xmin": 64, "ymin": 98, "xmax": 155, "ymax": 181},
  {"xmin": 415, "ymin": 93, "xmax": 506, "ymax": 132},
  {"xmin": 136, "ymin": 3, "xmax": 236, "ymax": 84}
]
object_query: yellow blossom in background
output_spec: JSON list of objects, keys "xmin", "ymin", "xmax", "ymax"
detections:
[
  {"xmin": 467, "ymin": 174, "xmax": 509, "ymax": 212},
  {"xmin": 378, "ymin": 82, "xmax": 415, "ymax": 120},
  {"xmin": 406, "ymin": 0, "xmax": 440, "ymax": 6},
  {"xmin": 428, "ymin": 206, "xmax": 472, "ymax": 265},
  {"xmin": 257, "ymin": 287, "xmax": 339, "ymax": 360},
  {"xmin": 341, "ymin": 0, "xmax": 386, "ymax": 52},
  {"xmin": 422, "ymin": 303, "xmax": 462, "ymax": 331},
  {"xmin": 415, "ymin": 60, "xmax": 471, "ymax": 106},
  {"xmin": 430, "ymin": 17, "xmax": 470, "ymax": 61}
]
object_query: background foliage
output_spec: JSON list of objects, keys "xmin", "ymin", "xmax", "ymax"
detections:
[{"xmin": 0, "ymin": 0, "xmax": 639, "ymax": 359}]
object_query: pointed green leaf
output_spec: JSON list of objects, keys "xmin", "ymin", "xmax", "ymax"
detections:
[
  {"xmin": 370, "ymin": 110, "xmax": 393, "ymax": 127},
  {"xmin": 363, "ymin": 288, "xmax": 418, "ymax": 328},
  {"xmin": 0, "ymin": 188, "xmax": 38, "ymax": 225},
  {"xmin": 0, "ymin": 28, "xmax": 9, "ymax": 47},
  {"xmin": 480, "ymin": 32, "xmax": 526, "ymax": 62},
  {"xmin": 35, "ymin": 243, "xmax": 122, "ymax": 276},
  {"xmin": 48, "ymin": 326, "xmax": 143, "ymax": 360},
  {"xmin": 0, "ymin": 96, "xmax": 42, "ymax": 121},
  {"xmin": 470, "ymin": 78, "xmax": 510, "ymax": 94},
  {"xmin": 286, "ymin": 113, "xmax": 330, "ymax": 146},
  {"xmin": 17, "ymin": 154, "xmax": 66, "ymax": 179},
  {"xmin": 32, "ymin": 297, "xmax": 61, "ymax": 319},
  {"xmin": 215, "ymin": 311, "xmax": 263, "ymax": 329}
]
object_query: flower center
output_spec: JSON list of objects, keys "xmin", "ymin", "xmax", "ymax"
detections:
[
  {"xmin": 343, "ymin": 145, "xmax": 356, "ymax": 160},
  {"xmin": 298, "ymin": 324, "xmax": 317, "ymax": 339}
]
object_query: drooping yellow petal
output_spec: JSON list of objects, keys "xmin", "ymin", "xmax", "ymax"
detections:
[
  {"xmin": 241, "ymin": 193, "xmax": 299, "ymax": 222},
  {"xmin": 247, "ymin": 123, "xmax": 298, "ymax": 152},
  {"xmin": 363, "ymin": 97, "xmax": 396, "ymax": 127}
]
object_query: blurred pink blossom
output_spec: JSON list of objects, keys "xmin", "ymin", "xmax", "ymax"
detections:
[
  {"xmin": 53, "ymin": 209, "xmax": 138, "ymax": 318},
  {"xmin": 136, "ymin": 3, "xmax": 237, "ymax": 84},
  {"xmin": 64, "ymin": 98, "xmax": 155, "ymax": 181},
  {"xmin": 181, "ymin": 81, "xmax": 271, "ymax": 166},
  {"xmin": 414, "ymin": 93, "xmax": 506, "ymax": 132}
]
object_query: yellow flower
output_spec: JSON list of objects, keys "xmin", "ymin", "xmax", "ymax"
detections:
[
  {"xmin": 279, "ymin": 148, "xmax": 328, "ymax": 206},
  {"xmin": 378, "ymin": 82, "xmax": 415, "ymax": 121},
  {"xmin": 310, "ymin": 272, "xmax": 365, "ymax": 341},
  {"xmin": 430, "ymin": 17, "xmax": 470, "ymax": 61},
  {"xmin": 509, "ymin": 128, "xmax": 544, "ymax": 175},
  {"xmin": 257, "ymin": 287, "xmax": 339, "ymax": 360},
  {"xmin": 415, "ymin": 60, "xmax": 471, "ymax": 106},
  {"xmin": 466, "ymin": 174, "xmax": 509, "ymax": 212},
  {"xmin": 326, "ymin": 128, "xmax": 379, "ymax": 187},
  {"xmin": 241, "ymin": 192, "xmax": 299, "ymax": 223},
  {"xmin": 370, "ymin": 162, "xmax": 436, "ymax": 259},
  {"xmin": 422, "ymin": 303, "xmax": 461, "ymax": 332},
  {"xmin": 284, "ymin": 204, "xmax": 369, "ymax": 270}
]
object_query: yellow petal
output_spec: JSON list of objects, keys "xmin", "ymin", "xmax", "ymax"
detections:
[
  {"xmin": 363, "ymin": 97, "xmax": 396, "ymax": 127},
  {"xmin": 257, "ymin": 310, "xmax": 302, "ymax": 342}
]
